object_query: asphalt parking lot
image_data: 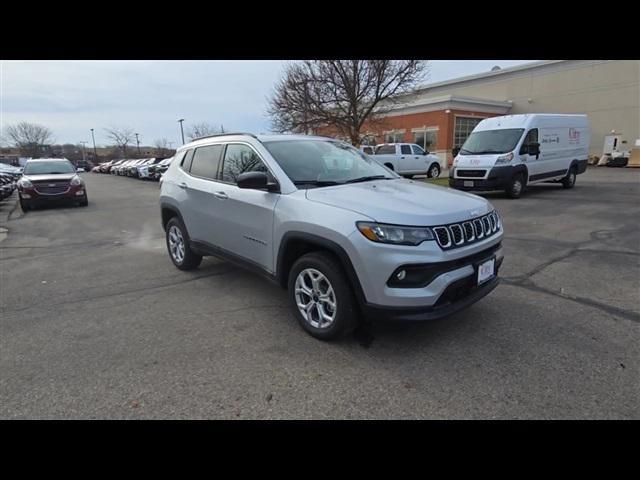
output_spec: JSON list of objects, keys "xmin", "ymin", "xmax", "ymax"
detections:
[{"xmin": 1, "ymin": 167, "xmax": 638, "ymax": 419}]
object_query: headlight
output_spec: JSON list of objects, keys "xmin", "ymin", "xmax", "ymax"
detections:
[
  {"xmin": 452, "ymin": 157, "xmax": 459, "ymax": 167},
  {"xmin": 495, "ymin": 152, "xmax": 514, "ymax": 165},
  {"xmin": 18, "ymin": 178, "xmax": 33, "ymax": 188},
  {"xmin": 357, "ymin": 222, "xmax": 434, "ymax": 246},
  {"xmin": 70, "ymin": 175, "xmax": 84, "ymax": 186}
]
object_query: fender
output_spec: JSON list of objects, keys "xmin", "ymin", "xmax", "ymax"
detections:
[
  {"xmin": 160, "ymin": 202, "xmax": 188, "ymax": 233},
  {"xmin": 276, "ymin": 231, "xmax": 367, "ymax": 307}
]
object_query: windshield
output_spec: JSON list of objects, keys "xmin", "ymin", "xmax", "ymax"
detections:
[
  {"xmin": 459, "ymin": 128, "xmax": 524, "ymax": 155},
  {"xmin": 263, "ymin": 139, "xmax": 396, "ymax": 187},
  {"xmin": 24, "ymin": 160, "xmax": 75, "ymax": 175}
]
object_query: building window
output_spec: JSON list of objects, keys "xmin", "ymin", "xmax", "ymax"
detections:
[
  {"xmin": 454, "ymin": 117, "xmax": 483, "ymax": 149},
  {"xmin": 361, "ymin": 134, "xmax": 377, "ymax": 146},
  {"xmin": 384, "ymin": 132, "xmax": 404, "ymax": 143},
  {"xmin": 414, "ymin": 129, "xmax": 438, "ymax": 152}
]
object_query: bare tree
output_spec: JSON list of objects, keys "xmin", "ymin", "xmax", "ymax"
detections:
[
  {"xmin": 153, "ymin": 138, "xmax": 171, "ymax": 156},
  {"xmin": 186, "ymin": 122, "xmax": 225, "ymax": 141},
  {"xmin": 267, "ymin": 60, "xmax": 428, "ymax": 145},
  {"xmin": 104, "ymin": 126, "xmax": 135, "ymax": 159},
  {"xmin": 5, "ymin": 122, "xmax": 55, "ymax": 157}
]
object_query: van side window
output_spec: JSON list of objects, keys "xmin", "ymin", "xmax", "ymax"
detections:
[
  {"xmin": 190, "ymin": 145, "xmax": 224, "ymax": 180},
  {"xmin": 181, "ymin": 149, "xmax": 195, "ymax": 172},
  {"xmin": 520, "ymin": 129, "xmax": 539, "ymax": 154},
  {"xmin": 221, "ymin": 144, "xmax": 269, "ymax": 184},
  {"xmin": 400, "ymin": 145, "xmax": 412, "ymax": 155}
]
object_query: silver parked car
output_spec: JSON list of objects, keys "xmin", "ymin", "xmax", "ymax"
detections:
[{"xmin": 160, "ymin": 133, "xmax": 504, "ymax": 340}]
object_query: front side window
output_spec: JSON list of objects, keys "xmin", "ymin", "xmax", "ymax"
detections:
[
  {"xmin": 263, "ymin": 139, "xmax": 395, "ymax": 187},
  {"xmin": 520, "ymin": 129, "xmax": 539, "ymax": 153},
  {"xmin": 24, "ymin": 160, "xmax": 75, "ymax": 175},
  {"xmin": 221, "ymin": 144, "xmax": 268, "ymax": 183},
  {"xmin": 459, "ymin": 128, "xmax": 525, "ymax": 155},
  {"xmin": 411, "ymin": 145, "xmax": 425, "ymax": 155},
  {"xmin": 189, "ymin": 144, "xmax": 223, "ymax": 180}
]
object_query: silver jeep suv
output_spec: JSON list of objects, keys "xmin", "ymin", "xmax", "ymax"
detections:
[{"xmin": 160, "ymin": 133, "xmax": 504, "ymax": 340}]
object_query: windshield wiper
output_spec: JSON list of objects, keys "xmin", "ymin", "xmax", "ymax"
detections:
[
  {"xmin": 469, "ymin": 150, "xmax": 504, "ymax": 155},
  {"xmin": 344, "ymin": 175, "xmax": 390, "ymax": 184},
  {"xmin": 293, "ymin": 180, "xmax": 343, "ymax": 186}
]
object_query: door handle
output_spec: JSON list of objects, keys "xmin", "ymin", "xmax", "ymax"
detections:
[
  {"xmin": 178, "ymin": 182, "xmax": 188, "ymax": 189},
  {"xmin": 400, "ymin": 156, "xmax": 405, "ymax": 159},
  {"xmin": 212, "ymin": 191, "xmax": 228, "ymax": 200}
]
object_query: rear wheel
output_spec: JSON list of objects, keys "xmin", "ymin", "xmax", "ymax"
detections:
[
  {"xmin": 165, "ymin": 217, "xmax": 202, "ymax": 270},
  {"xmin": 288, "ymin": 251, "xmax": 359, "ymax": 340},
  {"xmin": 506, "ymin": 173, "xmax": 525, "ymax": 199},
  {"xmin": 562, "ymin": 166, "xmax": 577, "ymax": 189},
  {"xmin": 427, "ymin": 163, "xmax": 441, "ymax": 178}
]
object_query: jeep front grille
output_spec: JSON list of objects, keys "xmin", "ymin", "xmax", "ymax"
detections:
[{"xmin": 433, "ymin": 211, "xmax": 501, "ymax": 250}]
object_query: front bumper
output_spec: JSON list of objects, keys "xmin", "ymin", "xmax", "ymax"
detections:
[
  {"xmin": 347, "ymin": 227, "xmax": 504, "ymax": 313},
  {"xmin": 19, "ymin": 185, "xmax": 86, "ymax": 203},
  {"xmin": 362, "ymin": 274, "xmax": 500, "ymax": 322},
  {"xmin": 449, "ymin": 166, "xmax": 514, "ymax": 191}
]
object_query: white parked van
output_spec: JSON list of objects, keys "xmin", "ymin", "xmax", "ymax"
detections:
[{"xmin": 449, "ymin": 114, "xmax": 590, "ymax": 198}]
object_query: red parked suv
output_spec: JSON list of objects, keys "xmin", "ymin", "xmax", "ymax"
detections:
[{"xmin": 18, "ymin": 158, "xmax": 88, "ymax": 211}]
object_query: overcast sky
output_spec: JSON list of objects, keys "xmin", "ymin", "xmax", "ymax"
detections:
[{"xmin": 0, "ymin": 60, "xmax": 535, "ymax": 147}]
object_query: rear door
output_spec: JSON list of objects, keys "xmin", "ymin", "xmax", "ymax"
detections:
[
  {"xmin": 178, "ymin": 144, "xmax": 224, "ymax": 243},
  {"xmin": 399, "ymin": 144, "xmax": 413, "ymax": 172}
]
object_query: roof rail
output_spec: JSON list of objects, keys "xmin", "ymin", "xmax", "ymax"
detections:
[{"xmin": 189, "ymin": 132, "xmax": 258, "ymax": 141}]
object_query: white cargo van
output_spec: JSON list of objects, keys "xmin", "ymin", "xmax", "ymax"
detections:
[{"xmin": 449, "ymin": 114, "xmax": 590, "ymax": 198}]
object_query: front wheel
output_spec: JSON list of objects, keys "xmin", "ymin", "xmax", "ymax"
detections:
[
  {"xmin": 288, "ymin": 251, "xmax": 359, "ymax": 340},
  {"xmin": 19, "ymin": 198, "xmax": 31, "ymax": 211},
  {"xmin": 165, "ymin": 217, "xmax": 202, "ymax": 270},
  {"xmin": 427, "ymin": 163, "xmax": 441, "ymax": 178},
  {"xmin": 505, "ymin": 173, "xmax": 525, "ymax": 199},
  {"xmin": 562, "ymin": 167, "xmax": 577, "ymax": 189}
]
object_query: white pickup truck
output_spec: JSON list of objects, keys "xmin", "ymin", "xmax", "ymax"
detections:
[{"xmin": 371, "ymin": 143, "xmax": 442, "ymax": 178}]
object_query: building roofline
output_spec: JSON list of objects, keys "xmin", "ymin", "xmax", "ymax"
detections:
[{"xmin": 412, "ymin": 60, "xmax": 564, "ymax": 93}]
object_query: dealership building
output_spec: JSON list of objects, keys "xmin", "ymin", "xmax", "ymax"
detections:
[{"xmin": 361, "ymin": 60, "xmax": 639, "ymax": 166}]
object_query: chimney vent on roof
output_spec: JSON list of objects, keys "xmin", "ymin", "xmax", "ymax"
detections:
[{"xmin": 491, "ymin": 65, "xmax": 501, "ymax": 71}]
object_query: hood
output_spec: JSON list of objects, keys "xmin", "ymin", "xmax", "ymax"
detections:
[
  {"xmin": 24, "ymin": 173, "xmax": 77, "ymax": 182},
  {"xmin": 454, "ymin": 154, "xmax": 502, "ymax": 169},
  {"xmin": 305, "ymin": 179, "xmax": 492, "ymax": 225}
]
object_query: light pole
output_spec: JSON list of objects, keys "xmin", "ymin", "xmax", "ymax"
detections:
[
  {"xmin": 135, "ymin": 133, "xmax": 141, "ymax": 156},
  {"xmin": 90, "ymin": 128, "xmax": 98, "ymax": 162},
  {"xmin": 79, "ymin": 141, "xmax": 88, "ymax": 165},
  {"xmin": 178, "ymin": 119, "xmax": 185, "ymax": 145}
]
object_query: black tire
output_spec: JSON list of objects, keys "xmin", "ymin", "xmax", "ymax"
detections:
[
  {"xmin": 402, "ymin": 174, "xmax": 414, "ymax": 179},
  {"xmin": 427, "ymin": 163, "xmax": 441, "ymax": 178},
  {"xmin": 505, "ymin": 173, "xmax": 526, "ymax": 199},
  {"xmin": 561, "ymin": 166, "xmax": 577, "ymax": 189},
  {"xmin": 165, "ymin": 217, "xmax": 202, "ymax": 270},
  {"xmin": 384, "ymin": 163, "xmax": 394, "ymax": 171},
  {"xmin": 287, "ymin": 251, "xmax": 359, "ymax": 340},
  {"xmin": 19, "ymin": 198, "xmax": 31, "ymax": 211},
  {"xmin": 79, "ymin": 195, "xmax": 88, "ymax": 207}
]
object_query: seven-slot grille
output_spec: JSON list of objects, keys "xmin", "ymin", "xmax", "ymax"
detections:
[
  {"xmin": 33, "ymin": 181, "xmax": 71, "ymax": 195},
  {"xmin": 433, "ymin": 211, "xmax": 501, "ymax": 250}
]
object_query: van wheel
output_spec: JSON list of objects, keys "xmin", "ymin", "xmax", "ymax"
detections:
[
  {"xmin": 562, "ymin": 167, "xmax": 577, "ymax": 189},
  {"xmin": 165, "ymin": 217, "xmax": 202, "ymax": 270},
  {"xmin": 427, "ymin": 163, "xmax": 441, "ymax": 178},
  {"xmin": 506, "ymin": 173, "xmax": 525, "ymax": 199},
  {"xmin": 288, "ymin": 251, "xmax": 359, "ymax": 340}
]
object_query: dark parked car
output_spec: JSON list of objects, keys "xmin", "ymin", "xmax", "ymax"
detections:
[
  {"xmin": 18, "ymin": 159, "xmax": 88, "ymax": 211},
  {"xmin": 0, "ymin": 173, "xmax": 16, "ymax": 199}
]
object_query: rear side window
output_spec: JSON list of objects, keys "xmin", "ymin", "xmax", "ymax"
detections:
[
  {"xmin": 375, "ymin": 145, "xmax": 395, "ymax": 155},
  {"xmin": 190, "ymin": 145, "xmax": 224, "ymax": 180},
  {"xmin": 221, "ymin": 144, "xmax": 268, "ymax": 184},
  {"xmin": 181, "ymin": 149, "xmax": 195, "ymax": 172},
  {"xmin": 400, "ymin": 145, "xmax": 411, "ymax": 155}
]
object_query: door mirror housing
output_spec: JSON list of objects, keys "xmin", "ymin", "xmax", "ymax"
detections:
[
  {"xmin": 237, "ymin": 171, "xmax": 279, "ymax": 192},
  {"xmin": 524, "ymin": 142, "xmax": 540, "ymax": 157}
]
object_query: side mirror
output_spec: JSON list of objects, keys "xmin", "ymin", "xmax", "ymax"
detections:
[
  {"xmin": 528, "ymin": 142, "xmax": 540, "ymax": 157},
  {"xmin": 237, "ymin": 171, "xmax": 278, "ymax": 192}
]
